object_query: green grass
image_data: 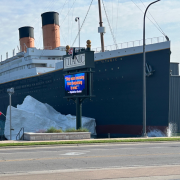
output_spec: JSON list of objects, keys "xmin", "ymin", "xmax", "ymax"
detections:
[
  {"xmin": 0, "ymin": 137, "xmax": 180, "ymax": 147},
  {"xmin": 65, "ymin": 128, "xmax": 89, "ymax": 132},
  {"xmin": 46, "ymin": 127, "xmax": 63, "ymax": 133},
  {"xmin": 44, "ymin": 127, "xmax": 89, "ymax": 133}
]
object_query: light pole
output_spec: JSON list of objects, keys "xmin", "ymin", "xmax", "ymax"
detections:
[
  {"xmin": 7, "ymin": 88, "xmax": 14, "ymax": 140},
  {"xmin": 75, "ymin": 17, "xmax": 80, "ymax": 51},
  {"xmin": 143, "ymin": 0, "xmax": 160, "ymax": 137}
]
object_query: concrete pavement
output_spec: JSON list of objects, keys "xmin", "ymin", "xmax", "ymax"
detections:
[
  {"xmin": 0, "ymin": 165, "xmax": 180, "ymax": 180},
  {"xmin": 0, "ymin": 142, "xmax": 180, "ymax": 179}
]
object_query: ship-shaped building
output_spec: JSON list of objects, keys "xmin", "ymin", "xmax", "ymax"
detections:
[{"xmin": 0, "ymin": 11, "xmax": 179, "ymax": 139}]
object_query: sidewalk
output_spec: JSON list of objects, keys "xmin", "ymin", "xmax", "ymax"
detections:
[
  {"xmin": 0, "ymin": 165, "xmax": 180, "ymax": 180},
  {"xmin": 0, "ymin": 136, "xmax": 180, "ymax": 145}
]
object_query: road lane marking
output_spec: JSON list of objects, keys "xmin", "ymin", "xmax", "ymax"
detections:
[
  {"xmin": 60, "ymin": 152, "xmax": 86, "ymax": 155},
  {"xmin": 0, "ymin": 152, "xmax": 180, "ymax": 163}
]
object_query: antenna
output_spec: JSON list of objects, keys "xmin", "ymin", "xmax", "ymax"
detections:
[
  {"xmin": 6, "ymin": 52, "xmax": 8, "ymax": 59},
  {"xmin": 1, "ymin": 55, "xmax": 2, "ymax": 62}
]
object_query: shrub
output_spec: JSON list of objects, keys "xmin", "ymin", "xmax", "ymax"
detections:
[
  {"xmin": 36, "ymin": 129, "xmax": 46, "ymax": 133},
  {"xmin": 65, "ymin": 128, "xmax": 89, "ymax": 132},
  {"xmin": 46, "ymin": 127, "xmax": 63, "ymax": 133}
]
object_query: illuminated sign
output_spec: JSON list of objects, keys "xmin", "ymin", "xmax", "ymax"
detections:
[
  {"xmin": 64, "ymin": 54, "xmax": 85, "ymax": 69},
  {"xmin": 64, "ymin": 73, "xmax": 87, "ymax": 96}
]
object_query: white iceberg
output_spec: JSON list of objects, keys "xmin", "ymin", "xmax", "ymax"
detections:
[
  {"xmin": 4, "ymin": 95, "xmax": 96, "ymax": 140},
  {"xmin": 147, "ymin": 129, "xmax": 166, "ymax": 137}
]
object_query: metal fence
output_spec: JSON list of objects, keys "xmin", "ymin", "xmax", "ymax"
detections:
[
  {"xmin": 92, "ymin": 36, "xmax": 165, "ymax": 53},
  {"xmin": 169, "ymin": 76, "xmax": 180, "ymax": 134}
]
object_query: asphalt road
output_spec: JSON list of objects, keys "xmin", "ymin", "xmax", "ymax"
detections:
[{"xmin": 0, "ymin": 142, "xmax": 180, "ymax": 179}]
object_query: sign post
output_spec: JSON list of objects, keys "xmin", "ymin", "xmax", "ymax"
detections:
[{"xmin": 63, "ymin": 40, "xmax": 95, "ymax": 130}]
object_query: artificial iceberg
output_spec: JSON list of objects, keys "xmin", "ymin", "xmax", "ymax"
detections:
[{"xmin": 4, "ymin": 96, "xmax": 96, "ymax": 140}]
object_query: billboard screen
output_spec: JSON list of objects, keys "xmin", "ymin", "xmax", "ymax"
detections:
[{"xmin": 64, "ymin": 73, "xmax": 87, "ymax": 96}]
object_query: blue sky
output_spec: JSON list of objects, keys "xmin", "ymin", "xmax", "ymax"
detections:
[{"xmin": 0, "ymin": 0, "xmax": 179, "ymax": 62}]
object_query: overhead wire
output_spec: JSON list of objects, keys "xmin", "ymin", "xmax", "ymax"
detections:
[
  {"xmin": 68, "ymin": 0, "xmax": 69, "ymax": 44},
  {"xmin": 102, "ymin": 0, "xmax": 118, "ymax": 47},
  {"xmin": 60, "ymin": 0, "xmax": 77, "ymax": 26},
  {"xmin": 130, "ymin": 0, "xmax": 166, "ymax": 36},
  {"xmin": 71, "ymin": 0, "xmax": 94, "ymax": 48},
  {"xmin": 112, "ymin": 0, "xmax": 114, "ymax": 34},
  {"xmin": 70, "ymin": 4, "xmax": 75, "ymax": 45},
  {"xmin": 139, "ymin": 0, "xmax": 166, "ymax": 36},
  {"xmin": 58, "ymin": 0, "xmax": 70, "ymax": 45},
  {"xmin": 59, "ymin": 0, "xmax": 69, "ymax": 16},
  {"xmin": 115, "ymin": 0, "xmax": 119, "ymax": 40},
  {"xmin": 59, "ymin": 0, "xmax": 77, "ymax": 45}
]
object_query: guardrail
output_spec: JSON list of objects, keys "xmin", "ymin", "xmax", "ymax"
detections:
[{"xmin": 92, "ymin": 36, "xmax": 165, "ymax": 53}]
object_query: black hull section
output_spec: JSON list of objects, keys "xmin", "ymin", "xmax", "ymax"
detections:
[{"xmin": 0, "ymin": 49, "xmax": 170, "ymax": 138}]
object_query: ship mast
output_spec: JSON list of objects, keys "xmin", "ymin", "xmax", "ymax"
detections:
[{"xmin": 98, "ymin": 0, "xmax": 105, "ymax": 52}]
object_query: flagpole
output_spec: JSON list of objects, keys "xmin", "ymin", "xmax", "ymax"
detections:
[{"xmin": 0, "ymin": 112, "xmax": 6, "ymax": 118}]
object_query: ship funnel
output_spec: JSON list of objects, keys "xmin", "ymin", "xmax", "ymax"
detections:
[
  {"xmin": 19, "ymin": 26, "xmax": 35, "ymax": 52},
  {"xmin": 41, "ymin": 11, "xmax": 60, "ymax": 50}
]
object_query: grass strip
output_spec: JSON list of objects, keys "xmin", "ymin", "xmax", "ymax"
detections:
[{"xmin": 0, "ymin": 137, "xmax": 180, "ymax": 147}]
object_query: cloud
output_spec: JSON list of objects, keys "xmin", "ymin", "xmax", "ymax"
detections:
[{"xmin": 0, "ymin": 0, "xmax": 179, "ymax": 62}]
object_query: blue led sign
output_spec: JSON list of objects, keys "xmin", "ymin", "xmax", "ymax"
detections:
[{"xmin": 64, "ymin": 73, "xmax": 87, "ymax": 96}]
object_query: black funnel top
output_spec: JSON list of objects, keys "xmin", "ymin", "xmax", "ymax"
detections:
[
  {"xmin": 41, "ymin": 12, "xmax": 59, "ymax": 26},
  {"xmin": 19, "ymin": 26, "xmax": 34, "ymax": 39}
]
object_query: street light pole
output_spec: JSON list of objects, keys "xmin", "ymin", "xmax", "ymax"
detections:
[
  {"xmin": 143, "ymin": 0, "xmax": 160, "ymax": 137},
  {"xmin": 7, "ymin": 88, "xmax": 14, "ymax": 140},
  {"xmin": 75, "ymin": 17, "xmax": 80, "ymax": 51},
  {"xmin": 9, "ymin": 94, "xmax": 11, "ymax": 139}
]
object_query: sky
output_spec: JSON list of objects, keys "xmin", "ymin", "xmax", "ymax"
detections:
[{"xmin": 0, "ymin": 0, "xmax": 179, "ymax": 62}]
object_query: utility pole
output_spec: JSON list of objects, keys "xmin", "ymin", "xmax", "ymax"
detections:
[
  {"xmin": 98, "ymin": 0, "xmax": 105, "ymax": 52},
  {"xmin": 143, "ymin": 0, "xmax": 160, "ymax": 137},
  {"xmin": 7, "ymin": 88, "xmax": 14, "ymax": 140}
]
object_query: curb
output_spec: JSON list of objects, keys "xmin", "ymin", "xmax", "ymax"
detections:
[{"xmin": 0, "ymin": 139, "xmax": 180, "ymax": 148}]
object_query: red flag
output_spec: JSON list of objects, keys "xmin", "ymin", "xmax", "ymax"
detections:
[
  {"xmin": 0, "ymin": 112, "xmax": 2, "ymax": 116},
  {"xmin": 69, "ymin": 48, "xmax": 73, "ymax": 55}
]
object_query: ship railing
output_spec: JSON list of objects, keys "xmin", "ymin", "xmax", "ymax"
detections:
[{"xmin": 92, "ymin": 36, "xmax": 165, "ymax": 53}]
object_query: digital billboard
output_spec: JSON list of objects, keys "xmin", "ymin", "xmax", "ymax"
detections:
[{"xmin": 64, "ymin": 73, "xmax": 87, "ymax": 96}]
